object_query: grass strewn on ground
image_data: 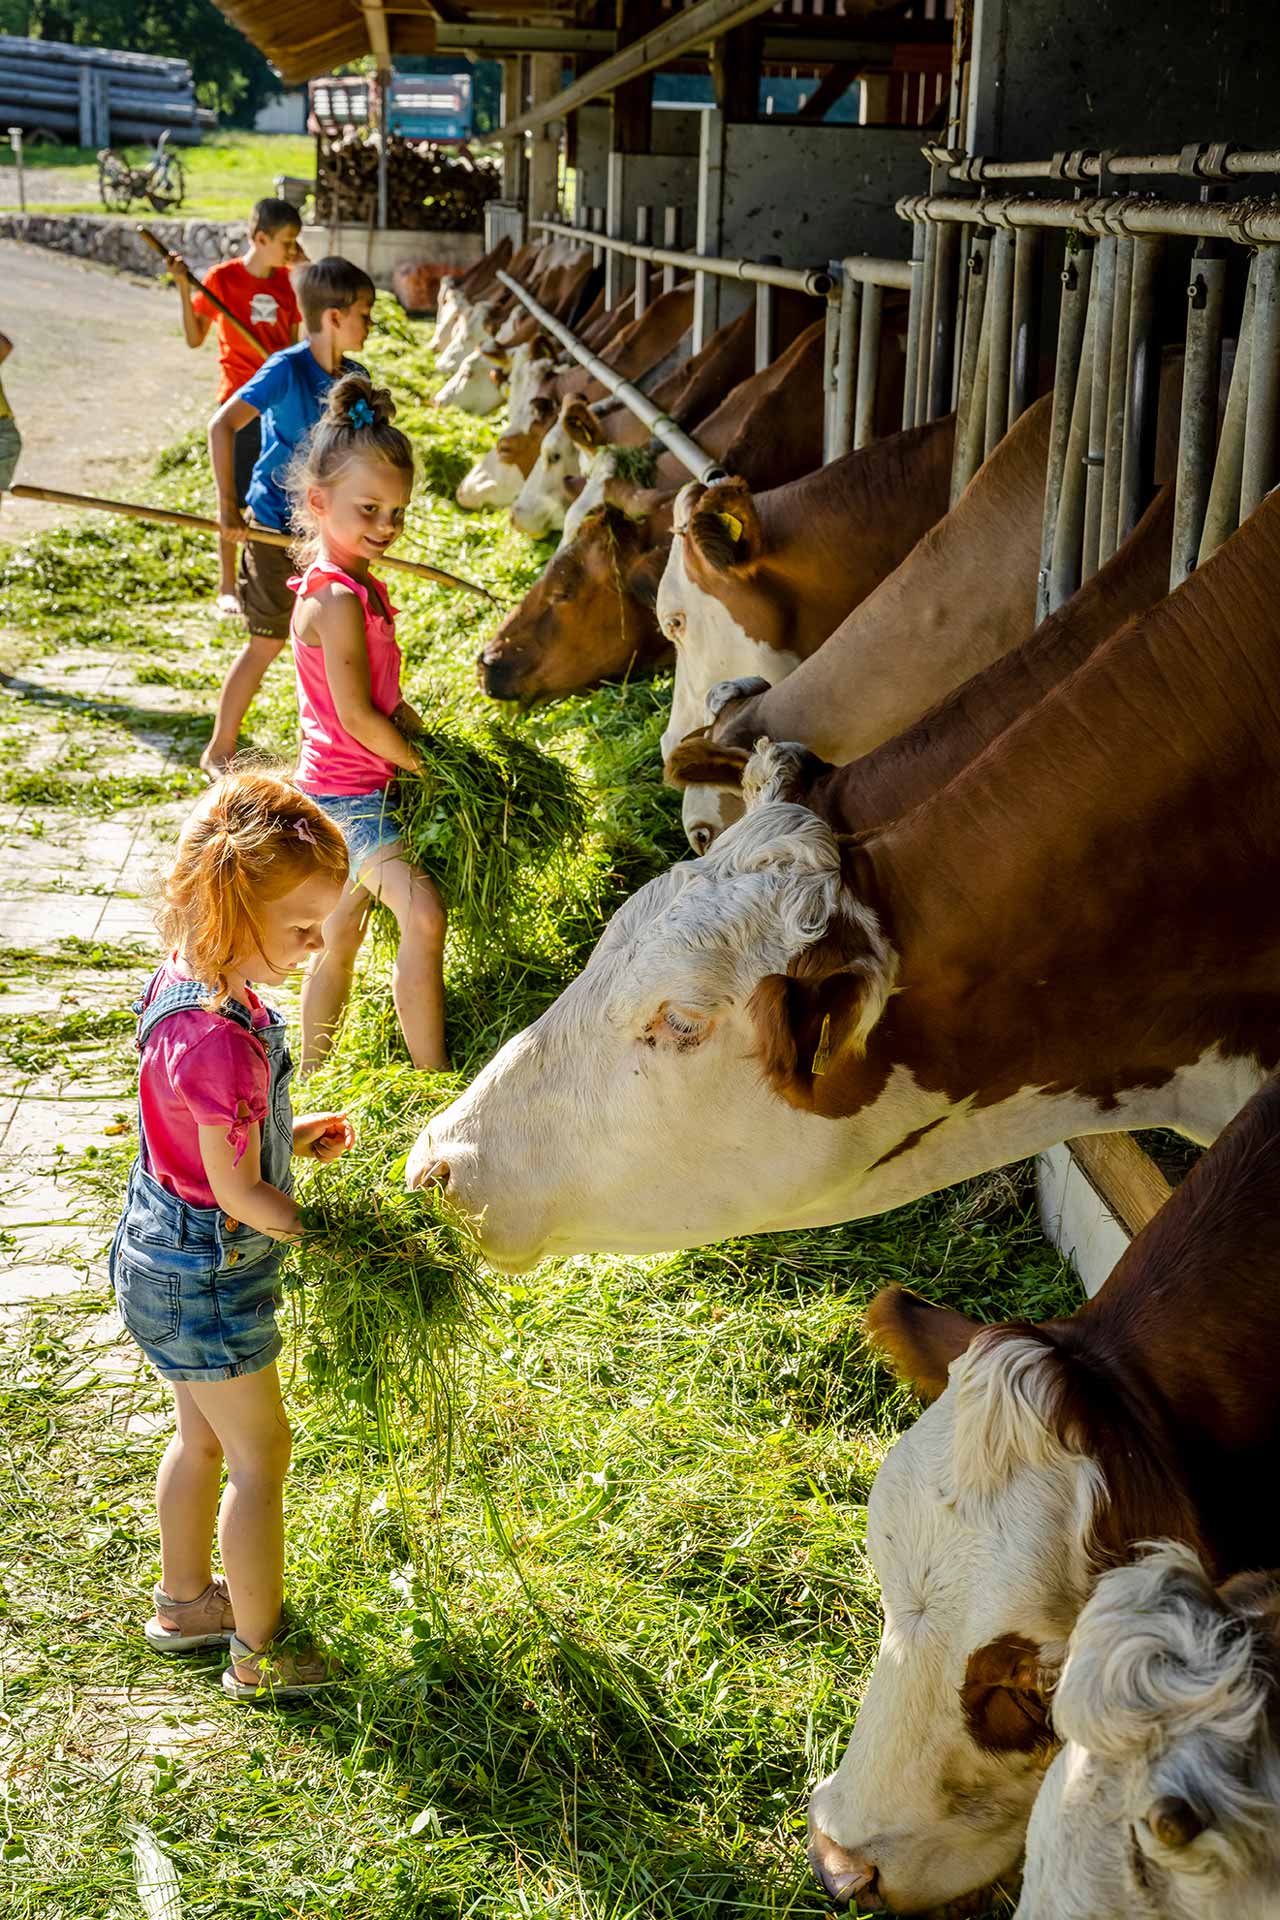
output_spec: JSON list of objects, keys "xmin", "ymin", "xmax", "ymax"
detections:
[
  {"xmin": 0, "ymin": 131, "xmax": 316, "ymax": 220},
  {"xmin": 0, "ymin": 300, "xmax": 1071, "ymax": 1918}
]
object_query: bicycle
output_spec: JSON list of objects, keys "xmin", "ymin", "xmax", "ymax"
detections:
[{"xmin": 97, "ymin": 129, "xmax": 186, "ymax": 215}]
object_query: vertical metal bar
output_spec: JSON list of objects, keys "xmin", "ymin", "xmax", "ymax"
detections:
[
  {"xmin": 827, "ymin": 272, "xmax": 860, "ymax": 462},
  {"xmin": 950, "ymin": 232, "xmax": 991, "ymax": 504},
  {"xmin": 1199, "ymin": 261, "xmax": 1256, "ymax": 567},
  {"xmin": 1081, "ymin": 233, "xmax": 1117, "ymax": 582},
  {"xmin": 1170, "ymin": 243, "xmax": 1227, "ymax": 588},
  {"xmin": 1037, "ymin": 239, "xmax": 1095, "ymax": 623},
  {"xmin": 1241, "ymin": 243, "xmax": 1280, "ymax": 524},
  {"xmin": 1098, "ymin": 235, "xmax": 1134, "ymax": 566},
  {"xmin": 853, "ymin": 281, "xmax": 883, "ymax": 451},
  {"xmin": 927, "ymin": 219, "xmax": 961, "ymax": 421},
  {"xmin": 950, "ymin": 223, "xmax": 971, "ymax": 411},
  {"xmin": 754, "ymin": 255, "xmax": 781, "ymax": 373},
  {"xmin": 913, "ymin": 217, "xmax": 938, "ymax": 425},
  {"xmin": 634, "ymin": 205, "xmax": 651, "ymax": 318},
  {"xmin": 1048, "ymin": 292, "xmax": 1098, "ymax": 613},
  {"xmin": 1117, "ymin": 234, "xmax": 1164, "ymax": 549},
  {"xmin": 1008, "ymin": 225, "xmax": 1041, "ymax": 427},
  {"xmin": 903, "ymin": 217, "xmax": 926, "ymax": 429},
  {"xmin": 662, "ymin": 205, "xmax": 680, "ymax": 297},
  {"xmin": 822, "ymin": 289, "xmax": 843, "ymax": 464},
  {"xmin": 983, "ymin": 226, "xmax": 1015, "ymax": 457}
]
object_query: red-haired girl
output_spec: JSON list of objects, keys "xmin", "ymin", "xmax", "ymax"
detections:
[{"xmin": 111, "ymin": 771, "xmax": 353, "ymax": 1700}]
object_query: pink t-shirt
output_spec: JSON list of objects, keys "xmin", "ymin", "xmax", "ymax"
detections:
[
  {"xmin": 290, "ymin": 560, "xmax": 403, "ymax": 796},
  {"xmin": 138, "ymin": 959, "xmax": 272, "ymax": 1208}
]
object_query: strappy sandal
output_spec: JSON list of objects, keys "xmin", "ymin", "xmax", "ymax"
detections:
[
  {"xmin": 221, "ymin": 1632, "xmax": 341, "ymax": 1702},
  {"xmin": 144, "ymin": 1577, "xmax": 235, "ymax": 1653}
]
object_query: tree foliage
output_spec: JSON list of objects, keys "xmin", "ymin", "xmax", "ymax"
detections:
[{"xmin": 0, "ymin": 0, "xmax": 281, "ymax": 123}]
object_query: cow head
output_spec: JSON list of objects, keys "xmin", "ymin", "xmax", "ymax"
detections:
[
  {"xmin": 407, "ymin": 800, "xmax": 898, "ymax": 1264},
  {"xmin": 808, "ymin": 1283, "xmax": 1207, "ymax": 1915},
  {"xmin": 437, "ymin": 297, "xmax": 494, "ymax": 374},
  {"xmin": 1018, "ymin": 1548, "xmax": 1280, "ymax": 1920},
  {"xmin": 434, "ymin": 343, "xmax": 507, "ymax": 415},
  {"xmin": 455, "ymin": 396, "xmax": 555, "ymax": 512},
  {"xmin": 506, "ymin": 335, "xmax": 557, "ymax": 430},
  {"xmin": 510, "ymin": 397, "xmax": 604, "ymax": 538},
  {"xmin": 477, "ymin": 507, "xmax": 668, "ymax": 700}
]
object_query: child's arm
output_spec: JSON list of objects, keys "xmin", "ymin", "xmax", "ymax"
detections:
[
  {"xmin": 311, "ymin": 589, "xmax": 425, "ymax": 773},
  {"xmin": 0, "ymin": 332, "xmax": 12, "ymax": 366},
  {"xmin": 198, "ymin": 1112, "xmax": 301, "ymax": 1239},
  {"xmin": 164, "ymin": 254, "xmax": 213, "ymax": 349},
  {"xmin": 208, "ymin": 394, "xmax": 258, "ymax": 528}
]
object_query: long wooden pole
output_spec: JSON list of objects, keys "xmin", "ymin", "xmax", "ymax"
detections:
[
  {"xmin": 10, "ymin": 483, "xmax": 497, "ymax": 603},
  {"xmin": 136, "ymin": 225, "xmax": 268, "ymax": 361}
]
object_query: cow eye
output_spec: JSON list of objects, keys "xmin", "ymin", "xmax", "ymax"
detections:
[
  {"xmin": 642, "ymin": 1002, "xmax": 713, "ymax": 1050},
  {"xmin": 664, "ymin": 612, "xmax": 686, "ymax": 641}
]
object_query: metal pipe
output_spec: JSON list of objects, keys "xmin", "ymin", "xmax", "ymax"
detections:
[
  {"xmin": 1008, "ymin": 225, "xmax": 1040, "ymax": 427},
  {"xmin": 1098, "ymin": 235, "xmax": 1134, "ymax": 565},
  {"xmin": 951, "ymin": 148, "xmax": 1280, "ymax": 184},
  {"xmin": 927, "ymin": 218, "xmax": 960, "ymax": 421},
  {"xmin": 1199, "ymin": 262, "xmax": 1256, "ymax": 566},
  {"xmin": 1241, "ymin": 243, "xmax": 1280, "ymax": 523},
  {"xmin": 755, "ymin": 256, "xmax": 781, "ymax": 373},
  {"xmin": 1170, "ymin": 244, "xmax": 1228, "ymax": 588},
  {"xmin": 951, "ymin": 231, "xmax": 991, "ymax": 504},
  {"xmin": 1081, "ymin": 234, "xmax": 1116, "ymax": 581},
  {"xmin": 902, "ymin": 218, "xmax": 926, "ymax": 429},
  {"xmin": 853, "ymin": 281, "xmax": 883, "ymax": 451},
  {"xmin": 828, "ymin": 273, "xmax": 860, "ymax": 463},
  {"xmin": 662, "ymin": 206, "xmax": 680, "ymax": 296},
  {"xmin": 983, "ymin": 226, "xmax": 1015, "ymax": 458},
  {"xmin": 496, "ymin": 269, "xmax": 724, "ymax": 482},
  {"xmin": 634, "ymin": 205, "xmax": 651, "ymax": 318},
  {"xmin": 1117, "ymin": 234, "xmax": 1163, "ymax": 548},
  {"xmin": 900, "ymin": 190, "xmax": 1280, "ymax": 246},
  {"xmin": 840, "ymin": 254, "xmax": 914, "ymax": 290},
  {"xmin": 532, "ymin": 216, "xmax": 832, "ymax": 293},
  {"xmin": 912, "ymin": 216, "xmax": 938, "ymax": 426},
  {"xmin": 1048, "ymin": 292, "xmax": 1098, "ymax": 613},
  {"xmin": 1037, "ymin": 239, "xmax": 1095, "ymax": 622}
]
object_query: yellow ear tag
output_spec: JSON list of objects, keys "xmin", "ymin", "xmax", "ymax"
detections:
[
  {"xmin": 717, "ymin": 511, "xmax": 744, "ymax": 544},
  {"xmin": 811, "ymin": 1012, "xmax": 832, "ymax": 1077}
]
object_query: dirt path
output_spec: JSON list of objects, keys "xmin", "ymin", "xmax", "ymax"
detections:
[{"xmin": 0, "ymin": 239, "xmax": 213, "ymax": 540}]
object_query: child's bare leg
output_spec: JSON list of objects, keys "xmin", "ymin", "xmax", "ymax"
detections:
[
  {"xmin": 217, "ymin": 538, "xmax": 237, "ymax": 601},
  {"xmin": 364, "ymin": 852, "xmax": 449, "ymax": 1070},
  {"xmin": 300, "ymin": 880, "xmax": 371, "ymax": 1074},
  {"xmin": 156, "ymin": 1384, "xmax": 224, "ymax": 1599},
  {"xmin": 188, "ymin": 1365, "xmax": 291, "ymax": 1666},
  {"xmin": 201, "ymin": 635, "xmax": 283, "ymax": 774}
]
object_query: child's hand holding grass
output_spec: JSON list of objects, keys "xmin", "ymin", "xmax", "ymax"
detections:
[{"xmin": 293, "ymin": 1112, "xmax": 356, "ymax": 1162}]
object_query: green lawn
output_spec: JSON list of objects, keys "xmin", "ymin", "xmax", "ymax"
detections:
[{"xmin": 0, "ymin": 130, "xmax": 316, "ymax": 221}]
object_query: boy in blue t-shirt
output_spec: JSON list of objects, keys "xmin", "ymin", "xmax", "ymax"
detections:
[{"xmin": 201, "ymin": 257, "xmax": 375, "ymax": 774}]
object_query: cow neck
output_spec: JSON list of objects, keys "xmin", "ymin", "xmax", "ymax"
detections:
[
  {"xmin": 751, "ymin": 415, "xmax": 957, "ymax": 656},
  {"xmin": 864, "ymin": 487, "xmax": 1280, "ymax": 1104},
  {"xmin": 814, "ymin": 482, "xmax": 1176, "ymax": 837},
  {"xmin": 745, "ymin": 391, "xmax": 1051, "ymax": 763},
  {"xmin": 1060, "ymin": 1078, "xmax": 1280, "ymax": 1573}
]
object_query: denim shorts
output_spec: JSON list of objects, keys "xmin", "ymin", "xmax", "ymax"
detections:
[
  {"xmin": 310, "ymin": 786, "xmax": 404, "ymax": 881},
  {"xmin": 110, "ymin": 1164, "xmax": 284, "ymax": 1384}
]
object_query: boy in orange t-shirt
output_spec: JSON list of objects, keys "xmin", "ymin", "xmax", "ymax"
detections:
[{"xmin": 166, "ymin": 198, "xmax": 305, "ymax": 614}]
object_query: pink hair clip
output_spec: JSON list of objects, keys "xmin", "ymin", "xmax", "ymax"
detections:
[{"xmin": 293, "ymin": 818, "xmax": 318, "ymax": 846}]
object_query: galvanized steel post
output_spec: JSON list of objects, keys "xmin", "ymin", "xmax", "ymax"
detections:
[
  {"xmin": 634, "ymin": 205, "xmax": 652, "ymax": 318},
  {"xmin": 754, "ymin": 255, "xmax": 781, "ymax": 373},
  {"xmin": 1241, "ymin": 243, "xmax": 1280, "ymax": 523},
  {"xmin": 853, "ymin": 280, "xmax": 883, "ymax": 451},
  {"xmin": 1009, "ymin": 226, "xmax": 1041, "ymax": 428},
  {"xmin": 1048, "ymin": 284, "xmax": 1098, "ymax": 615},
  {"xmin": 1199, "ymin": 261, "xmax": 1255, "ymax": 566},
  {"xmin": 662, "ymin": 206, "xmax": 680, "ymax": 295},
  {"xmin": 1098, "ymin": 235, "xmax": 1134, "ymax": 566},
  {"xmin": 827, "ymin": 268, "xmax": 860, "ymax": 463},
  {"xmin": 902, "ymin": 217, "xmax": 926, "ymax": 428},
  {"xmin": 983, "ymin": 225, "xmax": 1015, "ymax": 458},
  {"xmin": 1170, "ymin": 242, "xmax": 1227, "ymax": 588},
  {"xmin": 951, "ymin": 230, "xmax": 991, "ymax": 503},
  {"xmin": 928, "ymin": 219, "xmax": 961, "ymax": 421},
  {"xmin": 1037, "ymin": 238, "xmax": 1094, "ymax": 622},
  {"xmin": 1117, "ymin": 233, "xmax": 1163, "ymax": 549},
  {"xmin": 1081, "ymin": 233, "xmax": 1117, "ymax": 581}
]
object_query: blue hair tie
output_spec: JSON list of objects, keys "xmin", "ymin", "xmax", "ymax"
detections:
[{"xmin": 348, "ymin": 397, "xmax": 374, "ymax": 429}]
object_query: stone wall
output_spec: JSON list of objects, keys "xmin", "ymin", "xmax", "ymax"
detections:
[{"xmin": 0, "ymin": 212, "xmax": 244, "ymax": 274}]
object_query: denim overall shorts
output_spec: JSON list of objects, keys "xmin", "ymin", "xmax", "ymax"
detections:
[{"xmin": 109, "ymin": 973, "xmax": 295, "ymax": 1384}]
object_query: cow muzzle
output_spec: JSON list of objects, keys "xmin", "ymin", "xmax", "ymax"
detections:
[
  {"xmin": 807, "ymin": 1828, "xmax": 881, "ymax": 1909},
  {"xmin": 477, "ymin": 644, "xmax": 532, "ymax": 702}
]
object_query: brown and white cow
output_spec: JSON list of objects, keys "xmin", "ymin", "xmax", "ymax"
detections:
[
  {"xmin": 805, "ymin": 1070, "xmax": 1280, "ymax": 1913},
  {"xmin": 455, "ymin": 394, "xmax": 557, "ymax": 512},
  {"xmin": 510, "ymin": 396, "xmax": 605, "ymax": 538},
  {"xmin": 410, "ymin": 486, "xmax": 1280, "ymax": 1266},
  {"xmin": 1018, "ymin": 1546, "xmax": 1280, "ymax": 1920}
]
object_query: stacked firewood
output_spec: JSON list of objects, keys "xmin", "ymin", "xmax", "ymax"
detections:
[{"xmin": 314, "ymin": 132, "xmax": 500, "ymax": 231}]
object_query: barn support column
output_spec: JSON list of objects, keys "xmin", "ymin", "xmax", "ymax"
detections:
[
  {"xmin": 499, "ymin": 58, "xmax": 524, "ymax": 204},
  {"xmin": 527, "ymin": 54, "xmax": 561, "ymax": 224}
]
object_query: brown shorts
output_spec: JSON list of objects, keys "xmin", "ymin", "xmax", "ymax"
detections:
[{"xmin": 237, "ymin": 520, "xmax": 296, "ymax": 641}]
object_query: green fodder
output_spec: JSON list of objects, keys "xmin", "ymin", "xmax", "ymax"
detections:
[
  {"xmin": 397, "ymin": 716, "xmax": 588, "ymax": 940},
  {"xmin": 607, "ymin": 443, "xmax": 659, "ymax": 487}
]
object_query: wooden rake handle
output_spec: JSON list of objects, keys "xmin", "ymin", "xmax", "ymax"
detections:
[{"xmin": 137, "ymin": 225, "xmax": 268, "ymax": 362}]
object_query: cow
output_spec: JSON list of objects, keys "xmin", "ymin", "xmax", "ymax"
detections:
[
  {"xmin": 559, "ymin": 447, "xmax": 667, "ymax": 551},
  {"xmin": 1017, "ymin": 1546, "xmax": 1280, "ymax": 1920},
  {"xmin": 510, "ymin": 396, "xmax": 604, "ymax": 538},
  {"xmin": 455, "ymin": 395, "xmax": 557, "ymax": 512},
  {"xmin": 800, "ymin": 1070, "xmax": 1280, "ymax": 1913},
  {"xmin": 408, "ymin": 486, "xmax": 1280, "ymax": 1269},
  {"xmin": 667, "ymin": 482, "xmax": 1177, "ymax": 847},
  {"xmin": 433, "ymin": 341, "xmax": 507, "ymax": 414},
  {"xmin": 544, "ymin": 285, "xmax": 694, "ymax": 407},
  {"xmin": 477, "ymin": 503, "xmax": 673, "ymax": 700}
]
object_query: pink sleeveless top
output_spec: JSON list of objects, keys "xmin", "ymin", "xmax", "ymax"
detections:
[{"xmin": 289, "ymin": 559, "xmax": 403, "ymax": 795}]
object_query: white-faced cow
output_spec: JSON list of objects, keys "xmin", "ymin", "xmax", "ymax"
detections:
[
  {"xmin": 510, "ymin": 396, "xmax": 603, "ymax": 538},
  {"xmin": 433, "ymin": 341, "xmax": 507, "ymax": 414},
  {"xmin": 1017, "ymin": 1546, "xmax": 1280, "ymax": 1920},
  {"xmin": 456, "ymin": 395, "xmax": 557, "ymax": 513},
  {"xmin": 410, "ymin": 486, "xmax": 1280, "ymax": 1265}
]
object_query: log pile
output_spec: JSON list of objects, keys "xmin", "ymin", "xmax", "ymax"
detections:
[
  {"xmin": 0, "ymin": 32, "xmax": 214, "ymax": 146},
  {"xmin": 315, "ymin": 133, "xmax": 499, "ymax": 232}
]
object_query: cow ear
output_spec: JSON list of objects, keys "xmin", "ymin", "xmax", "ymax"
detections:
[
  {"xmin": 1144, "ymin": 1796, "xmax": 1209, "ymax": 1851},
  {"xmin": 562, "ymin": 400, "xmax": 605, "ymax": 452},
  {"xmin": 532, "ymin": 334, "xmax": 555, "ymax": 362},
  {"xmin": 747, "ymin": 892, "xmax": 897, "ymax": 1108},
  {"xmin": 863, "ymin": 1285, "xmax": 983, "ymax": 1400},
  {"xmin": 960, "ymin": 1634, "xmax": 1053, "ymax": 1753},
  {"xmin": 743, "ymin": 739, "xmax": 831, "ymax": 812},
  {"xmin": 687, "ymin": 480, "xmax": 761, "ymax": 571},
  {"xmin": 623, "ymin": 541, "xmax": 669, "ymax": 611},
  {"xmin": 664, "ymin": 735, "xmax": 752, "ymax": 790},
  {"xmin": 529, "ymin": 394, "xmax": 557, "ymax": 428}
]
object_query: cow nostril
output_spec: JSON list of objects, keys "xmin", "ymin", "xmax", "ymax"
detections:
[
  {"xmin": 689, "ymin": 825, "xmax": 713, "ymax": 856},
  {"xmin": 807, "ymin": 1833, "xmax": 879, "ymax": 1910},
  {"xmin": 412, "ymin": 1157, "xmax": 450, "ymax": 1193}
]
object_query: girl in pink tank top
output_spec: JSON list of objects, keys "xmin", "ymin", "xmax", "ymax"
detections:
[{"xmin": 286, "ymin": 374, "xmax": 449, "ymax": 1073}]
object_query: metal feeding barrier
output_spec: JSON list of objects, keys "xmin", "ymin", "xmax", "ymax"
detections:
[{"xmin": 896, "ymin": 174, "xmax": 1280, "ymax": 618}]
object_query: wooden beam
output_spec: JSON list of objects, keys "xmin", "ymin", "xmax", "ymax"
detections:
[
  {"xmin": 497, "ymin": 0, "xmax": 782, "ymax": 138},
  {"xmin": 799, "ymin": 61, "xmax": 857, "ymax": 120},
  {"xmin": 712, "ymin": 17, "xmax": 763, "ymax": 119},
  {"xmin": 612, "ymin": 0, "xmax": 657, "ymax": 153},
  {"xmin": 1066, "ymin": 1134, "xmax": 1173, "ymax": 1239}
]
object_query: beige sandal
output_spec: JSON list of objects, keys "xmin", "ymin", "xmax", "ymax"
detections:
[
  {"xmin": 144, "ymin": 1577, "xmax": 235, "ymax": 1653},
  {"xmin": 222, "ymin": 1632, "xmax": 341, "ymax": 1702}
]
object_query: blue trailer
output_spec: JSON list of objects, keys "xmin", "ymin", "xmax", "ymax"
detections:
[{"xmin": 309, "ymin": 70, "xmax": 473, "ymax": 145}]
